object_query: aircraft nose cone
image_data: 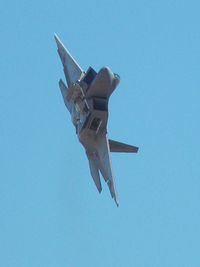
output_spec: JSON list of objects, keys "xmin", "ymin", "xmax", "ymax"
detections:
[
  {"xmin": 100, "ymin": 66, "xmax": 115, "ymax": 82},
  {"xmin": 100, "ymin": 67, "xmax": 120, "ymax": 91},
  {"xmin": 100, "ymin": 66, "xmax": 112, "ymax": 75}
]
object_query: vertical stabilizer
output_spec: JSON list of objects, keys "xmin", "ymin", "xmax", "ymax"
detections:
[
  {"xmin": 96, "ymin": 135, "xmax": 119, "ymax": 206},
  {"xmin": 86, "ymin": 152, "xmax": 102, "ymax": 193}
]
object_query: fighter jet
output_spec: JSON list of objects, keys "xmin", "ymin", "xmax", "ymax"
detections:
[{"xmin": 54, "ymin": 34, "xmax": 138, "ymax": 206}]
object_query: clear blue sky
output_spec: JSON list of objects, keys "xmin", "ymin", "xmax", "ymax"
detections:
[{"xmin": 0, "ymin": 0, "xmax": 200, "ymax": 266}]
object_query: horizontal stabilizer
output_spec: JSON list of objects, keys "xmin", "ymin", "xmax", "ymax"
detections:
[
  {"xmin": 59, "ymin": 79, "xmax": 71, "ymax": 112},
  {"xmin": 109, "ymin": 139, "xmax": 139, "ymax": 153}
]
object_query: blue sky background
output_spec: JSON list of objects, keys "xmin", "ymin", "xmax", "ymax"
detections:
[{"xmin": 0, "ymin": 0, "xmax": 200, "ymax": 266}]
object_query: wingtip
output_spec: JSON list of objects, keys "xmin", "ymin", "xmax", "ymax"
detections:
[
  {"xmin": 54, "ymin": 32, "xmax": 59, "ymax": 41},
  {"xmin": 54, "ymin": 33, "xmax": 62, "ymax": 48},
  {"xmin": 135, "ymin": 146, "xmax": 139, "ymax": 153}
]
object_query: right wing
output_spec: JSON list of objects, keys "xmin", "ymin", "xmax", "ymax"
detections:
[
  {"xmin": 54, "ymin": 34, "xmax": 84, "ymax": 87},
  {"xmin": 109, "ymin": 139, "xmax": 139, "ymax": 153}
]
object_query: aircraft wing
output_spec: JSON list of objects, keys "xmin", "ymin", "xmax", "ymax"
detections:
[
  {"xmin": 54, "ymin": 34, "xmax": 84, "ymax": 87},
  {"xmin": 109, "ymin": 139, "xmax": 139, "ymax": 153}
]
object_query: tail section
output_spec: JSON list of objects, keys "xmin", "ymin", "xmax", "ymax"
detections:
[
  {"xmin": 96, "ymin": 135, "xmax": 119, "ymax": 206},
  {"xmin": 85, "ymin": 135, "xmax": 119, "ymax": 206},
  {"xmin": 86, "ymin": 151, "xmax": 102, "ymax": 193},
  {"xmin": 109, "ymin": 139, "xmax": 139, "ymax": 153}
]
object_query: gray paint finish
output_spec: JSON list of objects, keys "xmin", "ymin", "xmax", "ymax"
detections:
[{"xmin": 54, "ymin": 34, "xmax": 138, "ymax": 206}]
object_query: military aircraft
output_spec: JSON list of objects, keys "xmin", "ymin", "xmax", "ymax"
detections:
[{"xmin": 55, "ymin": 34, "xmax": 138, "ymax": 206}]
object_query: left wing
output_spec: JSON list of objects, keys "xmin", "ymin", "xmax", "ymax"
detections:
[{"xmin": 54, "ymin": 34, "xmax": 84, "ymax": 87}]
